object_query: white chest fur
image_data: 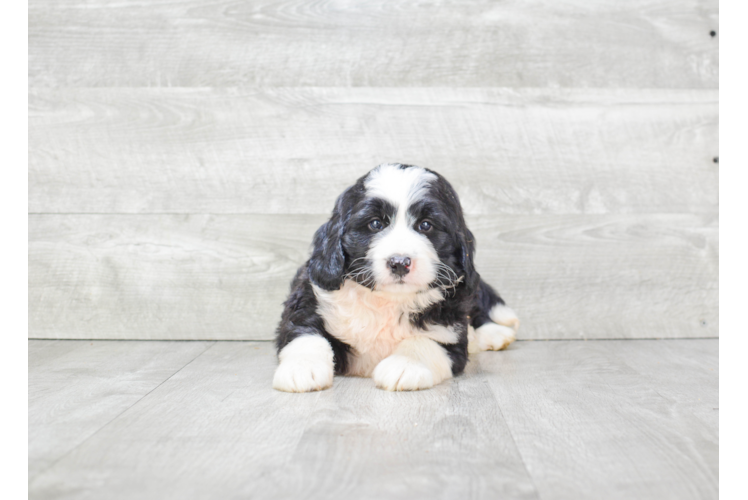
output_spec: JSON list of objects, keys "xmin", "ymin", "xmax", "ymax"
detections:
[{"xmin": 313, "ymin": 280, "xmax": 457, "ymax": 376}]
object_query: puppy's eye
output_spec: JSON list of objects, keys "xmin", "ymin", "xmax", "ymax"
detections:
[
  {"xmin": 369, "ymin": 219, "xmax": 384, "ymax": 231},
  {"xmin": 418, "ymin": 220, "xmax": 433, "ymax": 232}
]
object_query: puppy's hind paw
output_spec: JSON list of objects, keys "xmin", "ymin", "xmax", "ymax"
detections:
[
  {"xmin": 489, "ymin": 305, "xmax": 520, "ymax": 332},
  {"xmin": 468, "ymin": 322, "xmax": 516, "ymax": 353}
]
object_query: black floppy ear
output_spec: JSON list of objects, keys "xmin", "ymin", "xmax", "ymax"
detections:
[
  {"xmin": 434, "ymin": 169, "xmax": 480, "ymax": 293},
  {"xmin": 459, "ymin": 228, "xmax": 480, "ymax": 292},
  {"xmin": 308, "ymin": 187, "xmax": 355, "ymax": 291}
]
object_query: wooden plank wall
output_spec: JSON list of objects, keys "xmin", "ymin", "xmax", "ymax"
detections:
[{"xmin": 28, "ymin": 0, "xmax": 719, "ymax": 340}]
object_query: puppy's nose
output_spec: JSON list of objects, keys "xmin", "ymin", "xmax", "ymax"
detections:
[{"xmin": 388, "ymin": 255, "xmax": 411, "ymax": 277}]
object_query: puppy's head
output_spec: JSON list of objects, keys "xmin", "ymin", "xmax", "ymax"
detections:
[{"xmin": 309, "ymin": 164, "xmax": 478, "ymax": 296}]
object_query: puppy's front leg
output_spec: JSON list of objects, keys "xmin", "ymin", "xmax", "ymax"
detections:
[
  {"xmin": 273, "ymin": 334, "xmax": 335, "ymax": 393},
  {"xmin": 373, "ymin": 337, "xmax": 453, "ymax": 391}
]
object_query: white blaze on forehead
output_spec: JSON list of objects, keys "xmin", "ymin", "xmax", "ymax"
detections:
[{"xmin": 365, "ymin": 164, "xmax": 437, "ymax": 218}]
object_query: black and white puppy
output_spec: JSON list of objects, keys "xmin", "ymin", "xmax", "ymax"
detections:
[{"xmin": 274, "ymin": 164, "xmax": 519, "ymax": 392}]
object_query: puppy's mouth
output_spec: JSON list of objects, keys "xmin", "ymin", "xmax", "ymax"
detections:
[
  {"xmin": 386, "ymin": 273, "xmax": 415, "ymax": 287},
  {"xmin": 378, "ymin": 277, "xmax": 431, "ymax": 295}
]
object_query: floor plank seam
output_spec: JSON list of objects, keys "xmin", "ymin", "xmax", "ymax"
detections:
[
  {"xmin": 28, "ymin": 341, "xmax": 217, "ymax": 483},
  {"xmin": 606, "ymin": 341, "xmax": 719, "ymax": 427},
  {"xmin": 284, "ymin": 392, "xmax": 325, "ymax": 472},
  {"xmin": 476, "ymin": 357, "xmax": 543, "ymax": 500}
]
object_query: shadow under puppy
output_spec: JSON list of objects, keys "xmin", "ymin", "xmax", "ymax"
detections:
[{"xmin": 274, "ymin": 163, "xmax": 519, "ymax": 392}]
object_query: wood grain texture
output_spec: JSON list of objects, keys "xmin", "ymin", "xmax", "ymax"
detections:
[
  {"xmin": 28, "ymin": 340, "xmax": 538, "ymax": 500},
  {"xmin": 274, "ymin": 359, "xmax": 537, "ymax": 499},
  {"xmin": 479, "ymin": 339, "xmax": 718, "ymax": 500},
  {"xmin": 29, "ymin": 213, "xmax": 324, "ymax": 341},
  {"xmin": 28, "ymin": 340, "xmax": 213, "ymax": 479},
  {"xmin": 29, "ymin": 212, "xmax": 718, "ymax": 340},
  {"xmin": 28, "ymin": 339, "xmax": 82, "ymax": 359},
  {"xmin": 29, "ymin": 87, "xmax": 718, "ymax": 215},
  {"xmin": 28, "ymin": 339, "xmax": 718, "ymax": 500},
  {"xmin": 28, "ymin": 0, "xmax": 718, "ymax": 88},
  {"xmin": 35, "ymin": 343, "xmax": 533, "ymax": 499},
  {"xmin": 610, "ymin": 339, "xmax": 719, "ymax": 429}
]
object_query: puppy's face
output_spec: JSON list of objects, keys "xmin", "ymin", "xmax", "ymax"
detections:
[{"xmin": 316, "ymin": 164, "xmax": 470, "ymax": 295}]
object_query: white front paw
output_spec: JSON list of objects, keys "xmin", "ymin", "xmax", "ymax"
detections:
[
  {"xmin": 273, "ymin": 359, "xmax": 333, "ymax": 393},
  {"xmin": 373, "ymin": 355, "xmax": 435, "ymax": 391},
  {"xmin": 273, "ymin": 335, "xmax": 335, "ymax": 393},
  {"xmin": 468, "ymin": 322, "xmax": 516, "ymax": 353}
]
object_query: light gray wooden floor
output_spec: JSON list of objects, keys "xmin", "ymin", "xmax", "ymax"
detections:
[{"xmin": 28, "ymin": 339, "xmax": 718, "ymax": 500}]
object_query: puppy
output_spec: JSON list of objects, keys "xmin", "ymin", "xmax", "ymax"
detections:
[{"xmin": 273, "ymin": 164, "xmax": 519, "ymax": 392}]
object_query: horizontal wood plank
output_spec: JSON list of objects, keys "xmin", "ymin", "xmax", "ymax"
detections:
[
  {"xmin": 29, "ymin": 88, "xmax": 718, "ymax": 215},
  {"xmin": 480, "ymin": 339, "xmax": 718, "ymax": 500},
  {"xmin": 28, "ymin": 340, "xmax": 213, "ymax": 478},
  {"xmin": 29, "ymin": 213, "xmax": 718, "ymax": 340},
  {"xmin": 29, "ymin": 214, "xmax": 324, "ymax": 341},
  {"xmin": 29, "ymin": 0, "xmax": 718, "ymax": 88}
]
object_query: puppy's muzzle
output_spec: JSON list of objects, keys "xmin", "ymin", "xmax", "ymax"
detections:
[{"xmin": 388, "ymin": 255, "xmax": 411, "ymax": 277}]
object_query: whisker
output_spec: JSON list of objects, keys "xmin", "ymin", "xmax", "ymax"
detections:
[{"xmin": 432, "ymin": 263, "xmax": 463, "ymax": 297}]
